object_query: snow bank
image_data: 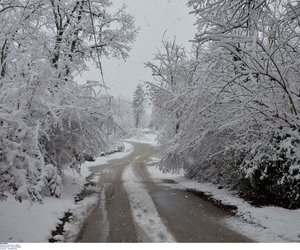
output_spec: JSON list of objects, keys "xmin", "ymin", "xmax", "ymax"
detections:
[
  {"xmin": 0, "ymin": 169, "xmax": 86, "ymax": 242},
  {"xmin": 147, "ymin": 160, "xmax": 300, "ymax": 242}
]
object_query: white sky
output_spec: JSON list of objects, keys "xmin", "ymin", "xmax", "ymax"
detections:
[{"xmin": 78, "ymin": 0, "xmax": 196, "ymax": 100}]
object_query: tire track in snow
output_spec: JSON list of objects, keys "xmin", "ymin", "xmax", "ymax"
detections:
[
  {"xmin": 122, "ymin": 161, "xmax": 176, "ymax": 242},
  {"xmin": 98, "ymin": 184, "xmax": 109, "ymax": 242}
]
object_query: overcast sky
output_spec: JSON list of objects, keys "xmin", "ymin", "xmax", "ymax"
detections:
[{"xmin": 78, "ymin": 0, "xmax": 196, "ymax": 100}]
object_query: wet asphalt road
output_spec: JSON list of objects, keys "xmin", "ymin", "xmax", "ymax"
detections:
[{"xmin": 76, "ymin": 141, "xmax": 252, "ymax": 243}]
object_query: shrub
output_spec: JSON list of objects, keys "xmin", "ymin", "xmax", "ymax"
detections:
[
  {"xmin": 0, "ymin": 112, "xmax": 61, "ymax": 202},
  {"xmin": 241, "ymin": 128, "xmax": 300, "ymax": 209}
]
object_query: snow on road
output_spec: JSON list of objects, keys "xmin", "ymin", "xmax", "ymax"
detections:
[
  {"xmin": 80, "ymin": 141, "xmax": 133, "ymax": 175},
  {"xmin": 146, "ymin": 160, "xmax": 300, "ymax": 242},
  {"xmin": 123, "ymin": 160, "xmax": 175, "ymax": 242},
  {"xmin": 81, "ymin": 142, "xmax": 133, "ymax": 179},
  {"xmin": 126, "ymin": 129, "xmax": 158, "ymax": 146}
]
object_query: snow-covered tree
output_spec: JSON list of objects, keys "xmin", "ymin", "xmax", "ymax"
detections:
[
  {"xmin": 0, "ymin": 0, "xmax": 137, "ymax": 202},
  {"xmin": 187, "ymin": 0, "xmax": 300, "ymax": 208},
  {"xmin": 147, "ymin": 1, "xmax": 300, "ymax": 208},
  {"xmin": 132, "ymin": 84, "xmax": 145, "ymax": 128}
]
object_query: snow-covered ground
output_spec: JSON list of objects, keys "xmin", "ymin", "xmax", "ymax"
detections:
[
  {"xmin": 0, "ymin": 142, "xmax": 133, "ymax": 243},
  {"xmin": 146, "ymin": 158, "xmax": 300, "ymax": 242}
]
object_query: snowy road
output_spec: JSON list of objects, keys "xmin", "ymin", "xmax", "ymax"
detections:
[{"xmin": 75, "ymin": 142, "xmax": 252, "ymax": 242}]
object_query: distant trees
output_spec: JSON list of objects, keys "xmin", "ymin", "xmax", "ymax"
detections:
[
  {"xmin": 148, "ymin": 0, "xmax": 300, "ymax": 208},
  {"xmin": 0, "ymin": 0, "xmax": 137, "ymax": 202},
  {"xmin": 109, "ymin": 95, "xmax": 135, "ymax": 134},
  {"xmin": 132, "ymin": 84, "xmax": 145, "ymax": 128}
]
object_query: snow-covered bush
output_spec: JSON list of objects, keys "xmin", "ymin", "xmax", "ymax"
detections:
[
  {"xmin": 241, "ymin": 128, "xmax": 300, "ymax": 208},
  {"xmin": 0, "ymin": 112, "xmax": 61, "ymax": 202},
  {"xmin": 181, "ymin": 130, "xmax": 244, "ymax": 186}
]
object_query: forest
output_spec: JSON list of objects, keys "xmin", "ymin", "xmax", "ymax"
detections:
[{"xmin": 0, "ymin": 0, "xmax": 299, "ymax": 211}]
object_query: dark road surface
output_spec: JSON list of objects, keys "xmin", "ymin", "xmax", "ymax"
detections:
[{"xmin": 76, "ymin": 141, "xmax": 253, "ymax": 243}]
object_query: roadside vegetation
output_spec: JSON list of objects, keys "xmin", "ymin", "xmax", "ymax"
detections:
[
  {"xmin": 0, "ymin": 0, "xmax": 137, "ymax": 202},
  {"xmin": 147, "ymin": 0, "xmax": 300, "ymax": 209}
]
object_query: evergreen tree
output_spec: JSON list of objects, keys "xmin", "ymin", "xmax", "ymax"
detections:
[{"xmin": 132, "ymin": 84, "xmax": 145, "ymax": 128}]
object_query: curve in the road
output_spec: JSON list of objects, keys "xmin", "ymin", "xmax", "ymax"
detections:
[{"xmin": 76, "ymin": 141, "xmax": 253, "ymax": 243}]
